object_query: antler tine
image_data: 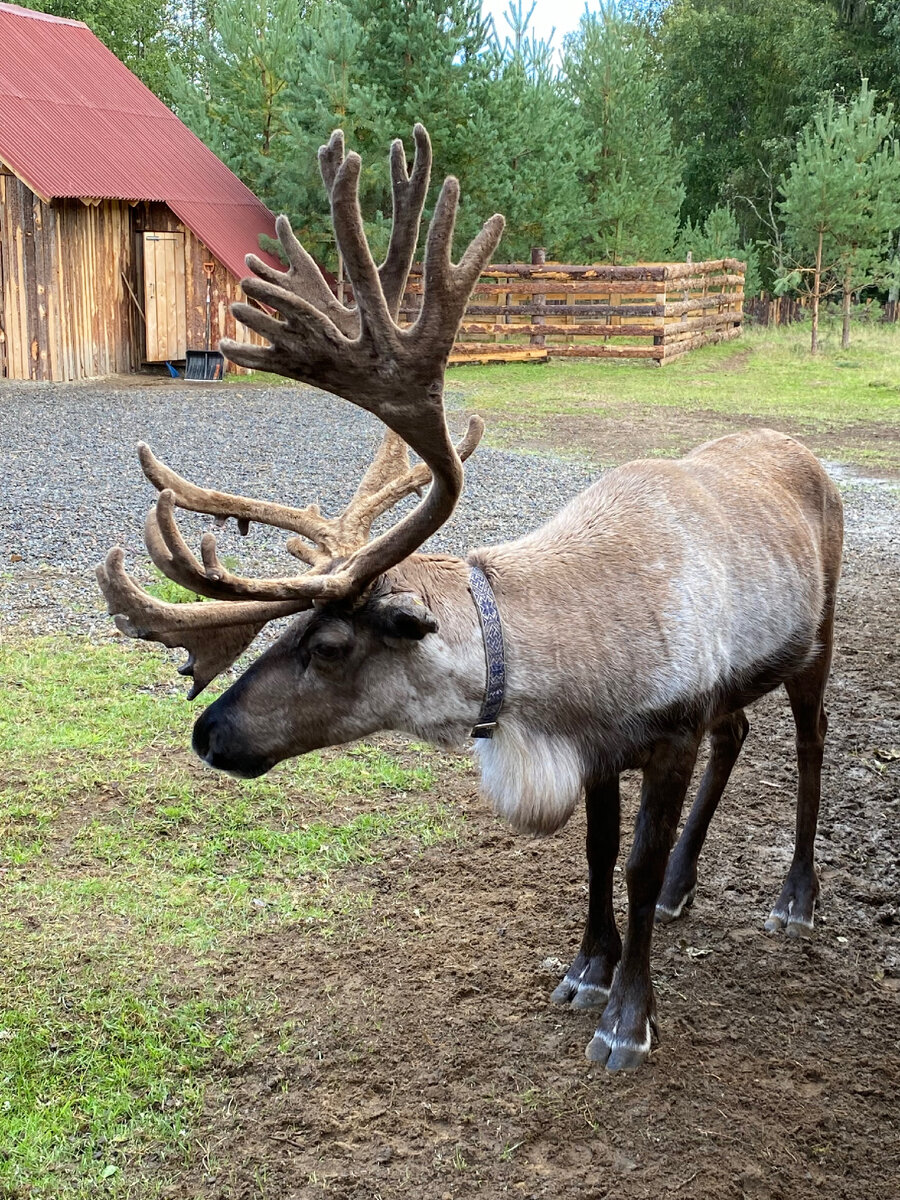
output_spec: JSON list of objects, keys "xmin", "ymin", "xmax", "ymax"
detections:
[
  {"xmin": 415, "ymin": 176, "xmax": 506, "ymax": 353},
  {"xmin": 318, "ymin": 128, "xmax": 345, "ymax": 197},
  {"xmin": 318, "ymin": 125, "xmax": 428, "ymax": 319},
  {"xmin": 327, "ymin": 151, "xmax": 394, "ymax": 343},
  {"xmin": 289, "ymin": 416, "xmax": 485, "ymax": 558},
  {"xmin": 245, "ymin": 215, "xmax": 358, "ymax": 338},
  {"xmin": 350, "ymin": 430, "xmax": 414, "ymax": 505},
  {"xmin": 97, "ymin": 548, "xmax": 309, "ymax": 698},
  {"xmin": 138, "ymin": 442, "xmax": 334, "ymax": 545},
  {"xmin": 238, "ymin": 130, "xmax": 358, "ymax": 338},
  {"xmin": 144, "ymin": 490, "xmax": 346, "ymax": 603},
  {"xmin": 236, "ymin": 130, "xmax": 362, "ymax": 340},
  {"xmin": 345, "ymin": 417, "xmax": 484, "ymax": 533},
  {"xmin": 139, "ymin": 419, "xmax": 482, "ymax": 583},
  {"xmin": 379, "ymin": 124, "xmax": 432, "ymax": 318},
  {"xmin": 237, "ymin": 126, "xmax": 428, "ymax": 346}
]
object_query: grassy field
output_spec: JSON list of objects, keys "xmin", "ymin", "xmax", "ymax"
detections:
[
  {"xmin": 449, "ymin": 322, "xmax": 900, "ymax": 471},
  {"xmin": 0, "ymin": 638, "xmax": 460, "ymax": 1198}
]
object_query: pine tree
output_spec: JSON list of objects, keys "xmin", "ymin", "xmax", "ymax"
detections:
[
  {"xmin": 264, "ymin": 1, "xmax": 388, "ymax": 265},
  {"xmin": 562, "ymin": 3, "xmax": 684, "ymax": 264},
  {"xmin": 170, "ymin": 0, "xmax": 306, "ymax": 200},
  {"xmin": 778, "ymin": 81, "xmax": 900, "ymax": 351},
  {"xmin": 462, "ymin": 3, "xmax": 580, "ymax": 260},
  {"xmin": 168, "ymin": 0, "xmax": 216, "ymax": 88},
  {"xmin": 261, "ymin": 0, "xmax": 495, "ymax": 268},
  {"xmin": 674, "ymin": 205, "xmax": 762, "ymax": 297},
  {"xmin": 344, "ymin": 0, "xmax": 490, "ymax": 160},
  {"xmin": 653, "ymin": 0, "xmax": 854, "ymax": 242}
]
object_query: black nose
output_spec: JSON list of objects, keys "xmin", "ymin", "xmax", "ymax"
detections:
[{"xmin": 192, "ymin": 705, "xmax": 273, "ymax": 778}]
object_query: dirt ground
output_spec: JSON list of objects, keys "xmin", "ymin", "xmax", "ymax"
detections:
[
  {"xmin": 133, "ymin": 420, "xmax": 900, "ymax": 1200},
  {"xmin": 490, "ymin": 403, "xmax": 900, "ymax": 483}
]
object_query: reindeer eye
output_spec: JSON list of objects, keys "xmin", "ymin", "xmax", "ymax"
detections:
[
  {"xmin": 307, "ymin": 621, "xmax": 354, "ymax": 663},
  {"xmin": 312, "ymin": 641, "xmax": 345, "ymax": 661}
]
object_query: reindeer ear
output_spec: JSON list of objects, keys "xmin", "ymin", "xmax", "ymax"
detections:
[{"xmin": 371, "ymin": 592, "xmax": 439, "ymax": 641}]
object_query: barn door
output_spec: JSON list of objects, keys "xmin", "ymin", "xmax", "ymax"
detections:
[{"xmin": 143, "ymin": 232, "xmax": 187, "ymax": 361}]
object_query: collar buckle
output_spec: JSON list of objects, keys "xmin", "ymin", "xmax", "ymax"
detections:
[{"xmin": 470, "ymin": 721, "xmax": 497, "ymax": 739}]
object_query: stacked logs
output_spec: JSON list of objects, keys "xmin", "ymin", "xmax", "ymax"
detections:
[{"xmin": 402, "ymin": 257, "xmax": 745, "ymax": 365}]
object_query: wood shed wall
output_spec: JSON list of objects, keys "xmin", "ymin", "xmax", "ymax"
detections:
[
  {"xmin": 0, "ymin": 169, "xmax": 134, "ymax": 380},
  {"xmin": 0, "ymin": 171, "xmax": 263, "ymax": 381}
]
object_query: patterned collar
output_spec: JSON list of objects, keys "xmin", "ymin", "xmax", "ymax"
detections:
[{"xmin": 467, "ymin": 563, "xmax": 506, "ymax": 738}]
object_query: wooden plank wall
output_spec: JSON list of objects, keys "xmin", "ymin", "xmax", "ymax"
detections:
[
  {"xmin": 402, "ymin": 259, "xmax": 745, "ymax": 365},
  {"xmin": 0, "ymin": 178, "xmax": 266, "ymax": 381},
  {"xmin": 0, "ymin": 170, "xmax": 134, "ymax": 380}
]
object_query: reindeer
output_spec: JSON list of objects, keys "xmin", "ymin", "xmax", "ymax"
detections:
[{"xmin": 97, "ymin": 125, "xmax": 843, "ymax": 1072}]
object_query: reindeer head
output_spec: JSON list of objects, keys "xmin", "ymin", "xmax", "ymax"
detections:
[{"xmin": 97, "ymin": 125, "xmax": 504, "ymax": 774}]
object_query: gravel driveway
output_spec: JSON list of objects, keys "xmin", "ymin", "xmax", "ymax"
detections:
[{"xmin": 1, "ymin": 380, "xmax": 897, "ymax": 640}]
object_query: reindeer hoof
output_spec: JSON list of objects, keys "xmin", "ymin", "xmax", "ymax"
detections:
[
  {"xmin": 787, "ymin": 920, "xmax": 814, "ymax": 939},
  {"xmin": 550, "ymin": 954, "xmax": 615, "ymax": 1009},
  {"xmin": 766, "ymin": 870, "xmax": 819, "ymax": 936},
  {"xmin": 585, "ymin": 1027, "xmax": 651, "ymax": 1073},
  {"xmin": 550, "ymin": 975, "xmax": 609, "ymax": 1009},
  {"xmin": 572, "ymin": 983, "xmax": 610, "ymax": 1010},
  {"xmin": 550, "ymin": 977, "xmax": 576, "ymax": 1004},
  {"xmin": 765, "ymin": 906, "xmax": 816, "ymax": 937},
  {"xmin": 655, "ymin": 886, "xmax": 696, "ymax": 925}
]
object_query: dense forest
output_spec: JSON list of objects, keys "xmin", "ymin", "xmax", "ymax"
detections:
[{"xmin": 20, "ymin": 0, "xmax": 900, "ymax": 323}]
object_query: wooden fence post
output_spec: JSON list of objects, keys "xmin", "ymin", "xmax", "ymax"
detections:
[
  {"xmin": 530, "ymin": 247, "xmax": 546, "ymax": 348},
  {"xmin": 655, "ymin": 267, "xmax": 668, "ymax": 362}
]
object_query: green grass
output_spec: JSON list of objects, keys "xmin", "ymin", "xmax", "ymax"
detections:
[
  {"xmin": 146, "ymin": 556, "xmax": 243, "ymax": 605},
  {"xmin": 0, "ymin": 637, "xmax": 457, "ymax": 1198},
  {"xmin": 448, "ymin": 322, "xmax": 900, "ymax": 468},
  {"xmin": 224, "ymin": 322, "xmax": 899, "ymax": 466},
  {"xmin": 145, "ymin": 567, "xmax": 203, "ymax": 605},
  {"xmin": 224, "ymin": 370, "xmax": 295, "ymax": 387}
]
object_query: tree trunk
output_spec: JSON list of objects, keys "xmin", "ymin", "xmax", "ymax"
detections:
[
  {"xmin": 811, "ymin": 229, "xmax": 823, "ymax": 355},
  {"xmin": 889, "ymin": 230, "xmax": 899, "ymax": 308},
  {"xmin": 841, "ymin": 260, "xmax": 853, "ymax": 350}
]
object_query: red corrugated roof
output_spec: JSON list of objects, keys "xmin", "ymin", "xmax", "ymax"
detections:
[{"xmin": 0, "ymin": 2, "xmax": 280, "ymax": 279}]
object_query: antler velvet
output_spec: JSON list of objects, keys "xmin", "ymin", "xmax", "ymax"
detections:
[{"xmin": 97, "ymin": 124, "xmax": 503, "ymax": 693}]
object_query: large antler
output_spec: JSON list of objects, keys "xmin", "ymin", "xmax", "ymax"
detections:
[
  {"xmin": 97, "ymin": 124, "xmax": 503, "ymax": 694},
  {"xmin": 223, "ymin": 124, "xmax": 504, "ymax": 581},
  {"xmin": 138, "ymin": 417, "xmax": 484, "ymax": 595}
]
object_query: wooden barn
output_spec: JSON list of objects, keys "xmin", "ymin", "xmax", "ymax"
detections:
[{"xmin": 0, "ymin": 2, "xmax": 279, "ymax": 381}]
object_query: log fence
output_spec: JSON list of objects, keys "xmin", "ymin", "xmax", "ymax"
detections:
[{"xmin": 402, "ymin": 256, "xmax": 745, "ymax": 365}]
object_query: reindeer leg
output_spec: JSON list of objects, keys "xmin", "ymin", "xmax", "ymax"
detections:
[
  {"xmin": 587, "ymin": 728, "xmax": 701, "ymax": 1072},
  {"xmin": 551, "ymin": 775, "xmax": 621, "ymax": 1010},
  {"xmin": 765, "ymin": 612, "xmax": 834, "ymax": 938},
  {"xmin": 656, "ymin": 709, "xmax": 750, "ymax": 923}
]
